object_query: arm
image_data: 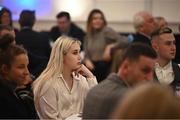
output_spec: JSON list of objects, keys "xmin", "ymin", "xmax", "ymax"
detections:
[
  {"xmin": 83, "ymin": 36, "xmax": 95, "ymax": 70},
  {"xmin": 76, "ymin": 64, "xmax": 98, "ymax": 87},
  {"xmin": 37, "ymin": 86, "xmax": 61, "ymax": 120}
]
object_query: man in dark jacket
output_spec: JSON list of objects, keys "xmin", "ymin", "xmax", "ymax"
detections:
[
  {"xmin": 50, "ymin": 11, "xmax": 85, "ymax": 49},
  {"xmin": 16, "ymin": 10, "xmax": 49, "ymax": 77},
  {"xmin": 132, "ymin": 11, "xmax": 156, "ymax": 46}
]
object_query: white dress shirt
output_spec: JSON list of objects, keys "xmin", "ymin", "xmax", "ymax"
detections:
[
  {"xmin": 155, "ymin": 61, "xmax": 174, "ymax": 85},
  {"xmin": 35, "ymin": 74, "xmax": 97, "ymax": 120}
]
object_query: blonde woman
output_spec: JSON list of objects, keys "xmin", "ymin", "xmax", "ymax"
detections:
[{"xmin": 33, "ymin": 36, "xmax": 97, "ymax": 119}]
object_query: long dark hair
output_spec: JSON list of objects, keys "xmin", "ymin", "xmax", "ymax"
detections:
[
  {"xmin": 0, "ymin": 7, "xmax": 13, "ymax": 27},
  {"xmin": 87, "ymin": 9, "xmax": 107, "ymax": 34}
]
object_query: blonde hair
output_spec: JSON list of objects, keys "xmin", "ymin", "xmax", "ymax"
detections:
[{"xmin": 32, "ymin": 36, "xmax": 81, "ymax": 110}]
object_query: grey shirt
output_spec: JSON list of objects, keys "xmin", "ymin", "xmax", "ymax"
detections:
[
  {"xmin": 82, "ymin": 73, "xmax": 129, "ymax": 119},
  {"xmin": 84, "ymin": 27, "xmax": 128, "ymax": 61}
]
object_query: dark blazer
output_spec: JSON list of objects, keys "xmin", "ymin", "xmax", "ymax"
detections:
[
  {"xmin": 16, "ymin": 27, "xmax": 51, "ymax": 58},
  {"xmin": 174, "ymin": 34, "xmax": 180, "ymax": 63},
  {"xmin": 82, "ymin": 73, "xmax": 129, "ymax": 119},
  {"xmin": 16, "ymin": 28, "xmax": 50, "ymax": 77},
  {"xmin": 50, "ymin": 23, "xmax": 85, "ymax": 45},
  {"xmin": 133, "ymin": 33, "xmax": 151, "ymax": 46},
  {"xmin": 154, "ymin": 62, "xmax": 180, "ymax": 91},
  {"xmin": 0, "ymin": 77, "xmax": 37, "ymax": 118}
]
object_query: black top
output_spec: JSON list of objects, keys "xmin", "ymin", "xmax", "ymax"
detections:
[{"xmin": 0, "ymin": 77, "xmax": 37, "ymax": 119}]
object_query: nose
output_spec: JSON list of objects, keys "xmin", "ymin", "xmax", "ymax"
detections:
[
  {"xmin": 24, "ymin": 67, "xmax": 30, "ymax": 76},
  {"xmin": 172, "ymin": 44, "xmax": 176, "ymax": 51},
  {"xmin": 78, "ymin": 53, "xmax": 81, "ymax": 60}
]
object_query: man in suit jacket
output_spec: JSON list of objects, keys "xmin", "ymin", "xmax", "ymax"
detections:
[
  {"xmin": 132, "ymin": 11, "xmax": 156, "ymax": 46},
  {"xmin": 151, "ymin": 27, "xmax": 180, "ymax": 92},
  {"xmin": 16, "ymin": 10, "xmax": 51, "ymax": 58},
  {"xmin": 15, "ymin": 10, "xmax": 50, "ymax": 77},
  {"xmin": 82, "ymin": 43, "xmax": 157, "ymax": 119}
]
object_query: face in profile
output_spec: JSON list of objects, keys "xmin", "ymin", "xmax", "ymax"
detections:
[
  {"xmin": 63, "ymin": 42, "xmax": 81, "ymax": 71},
  {"xmin": 3, "ymin": 54, "xmax": 29, "ymax": 86},
  {"xmin": 1, "ymin": 11, "xmax": 11, "ymax": 26},
  {"xmin": 91, "ymin": 13, "xmax": 105, "ymax": 30},
  {"xmin": 125, "ymin": 56, "xmax": 156, "ymax": 85},
  {"xmin": 155, "ymin": 33, "xmax": 176, "ymax": 60},
  {"xmin": 57, "ymin": 16, "xmax": 70, "ymax": 33}
]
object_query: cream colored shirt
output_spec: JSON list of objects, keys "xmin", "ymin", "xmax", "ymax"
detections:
[
  {"xmin": 155, "ymin": 61, "xmax": 174, "ymax": 85},
  {"xmin": 35, "ymin": 74, "xmax": 97, "ymax": 120}
]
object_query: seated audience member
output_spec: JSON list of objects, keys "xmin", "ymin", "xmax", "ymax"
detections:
[
  {"xmin": 50, "ymin": 11, "xmax": 85, "ymax": 46},
  {"xmin": 111, "ymin": 83, "xmax": 180, "ymax": 119},
  {"xmin": 15, "ymin": 9, "xmax": 51, "ymax": 76},
  {"xmin": 84, "ymin": 9, "xmax": 128, "ymax": 82},
  {"xmin": 151, "ymin": 27, "xmax": 180, "ymax": 92},
  {"xmin": 0, "ymin": 7, "xmax": 18, "ymax": 34},
  {"xmin": 154, "ymin": 16, "xmax": 168, "ymax": 29},
  {"xmin": 82, "ymin": 43, "xmax": 157, "ymax": 119},
  {"xmin": 33, "ymin": 36, "xmax": 97, "ymax": 119},
  {"xmin": 0, "ymin": 42, "xmax": 37, "ymax": 118},
  {"xmin": 0, "ymin": 24, "xmax": 48, "ymax": 78},
  {"xmin": 16, "ymin": 10, "xmax": 51, "ymax": 58},
  {"xmin": 133, "ymin": 11, "xmax": 156, "ymax": 46}
]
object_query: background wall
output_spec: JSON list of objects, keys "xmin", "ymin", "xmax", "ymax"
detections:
[{"xmin": 1, "ymin": 0, "xmax": 180, "ymax": 33}]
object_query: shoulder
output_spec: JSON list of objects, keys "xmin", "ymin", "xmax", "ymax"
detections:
[
  {"xmin": 50, "ymin": 26, "xmax": 59, "ymax": 33},
  {"xmin": 71, "ymin": 23, "xmax": 84, "ymax": 32},
  {"xmin": 103, "ymin": 27, "xmax": 115, "ymax": 33}
]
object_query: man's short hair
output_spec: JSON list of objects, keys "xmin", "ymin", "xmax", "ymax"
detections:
[
  {"xmin": 56, "ymin": 11, "xmax": 71, "ymax": 20},
  {"xmin": 151, "ymin": 27, "xmax": 172, "ymax": 38},
  {"xmin": 19, "ymin": 10, "xmax": 35, "ymax": 28},
  {"xmin": 120, "ymin": 43, "xmax": 157, "ymax": 64}
]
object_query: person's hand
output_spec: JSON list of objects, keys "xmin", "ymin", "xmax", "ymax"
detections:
[
  {"xmin": 102, "ymin": 43, "xmax": 115, "ymax": 61},
  {"xmin": 75, "ymin": 64, "xmax": 94, "ymax": 78},
  {"xmin": 84, "ymin": 59, "xmax": 94, "ymax": 70}
]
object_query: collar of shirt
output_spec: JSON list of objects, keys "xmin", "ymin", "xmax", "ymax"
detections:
[
  {"xmin": 58, "ymin": 73, "xmax": 81, "ymax": 81},
  {"xmin": 155, "ymin": 61, "xmax": 172, "ymax": 71},
  {"xmin": 155, "ymin": 61, "xmax": 174, "ymax": 84},
  {"xmin": 57, "ymin": 73, "xmax": 81, "ymax": 93}
]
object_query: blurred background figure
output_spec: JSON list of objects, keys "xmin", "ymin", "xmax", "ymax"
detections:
[
  {"xmin": 50, "ymin": 11, "xmax": 85, "ymax": 49},
  {"xmin": 154, "ymin": 16, "xmax": 168, "ymax": 29},
  {"xmin": 0, "ymin": 7, "xmax": 18, "ymax": 34},
  {"xmin": 133, "ymin": 11, "xmax": 156, "ymax": 46},
  {"xmin": 111, "ymin": 83, "xmax": 180, "ymax": 119},
  {"xmin": 83, "ymin": 9, "xmax": 128, "ymax": 82},
  {"xmin": 16, "ymin": 10, "xmax": 51, "ymax": 58},
  {"xmin": 15, "ymin": 10, "xmax": 50, "ymax": 77}
]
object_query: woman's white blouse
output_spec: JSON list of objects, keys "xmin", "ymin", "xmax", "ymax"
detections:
[{"xmin": 35, "ymin": 74, "xmax": 97, "ymax": 120}]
